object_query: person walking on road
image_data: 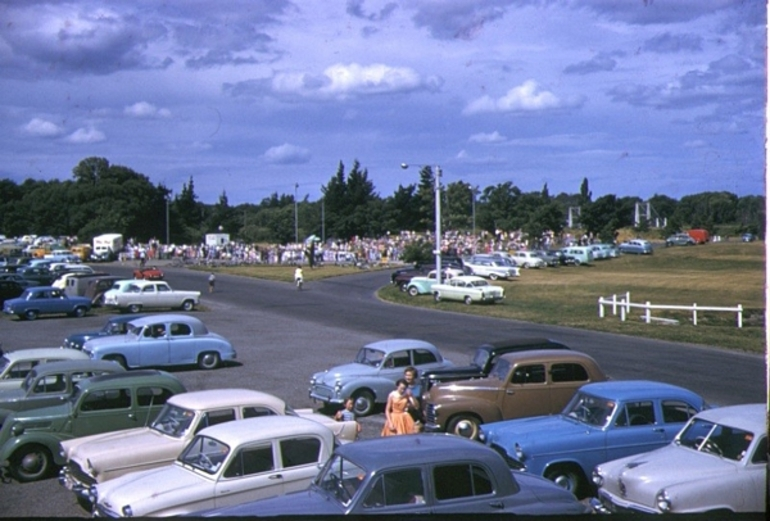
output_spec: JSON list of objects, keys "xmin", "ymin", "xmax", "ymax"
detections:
[{"xmin": 208, "ymin": 272, "xmax": 216, "ymax": 293}]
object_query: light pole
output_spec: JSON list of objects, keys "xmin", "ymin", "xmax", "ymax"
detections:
[
  {"xmin": 401, "ymin": 163, "xmax": 442, "ymax": 284},
  {"xmin": 471, "ymin": 185, "xmax": 478, "ymax": 254},
  {"xmin": 165, "ymin": 195, "xmax": 170, "ymax": 246},
  {"xmin": 294, "ymin": 183, "xmax": 299, "ymax": 244}
]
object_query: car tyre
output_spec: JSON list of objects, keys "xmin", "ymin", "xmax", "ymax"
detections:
[
  {"xmin": 198, "ymin": 351, "xmax": 221, "ymax": 370},
  {"xmin": 433, "ymin": 292, "xmax": 441, "ymax": 302},
  {"xmin": 352, "ymin": 390, "xmax": 375, "ymax": 416},
  {"xmin": 24, "ymin": 309, "xmax": 39, "ymax": 320},
  {"xmin": 72, "ymin": 306, "xmax": 87, "ymax": 318},
  {"xmin": 181, "ymin": 300, "xmax": 195, "ymax": 312},
  {"xmin": 127, "ymin": 304, "xmax": 142, "ymax": 314},
  {"xmin": 447, "ymin": 414, "xmax": 481, "ymax": 439},
  {"xmin": 407, "ymin": 286, "xmax": 419, "ymax": 297},
  {"xmin": 464, "ymin": 296, "xmax": 473, "ymax": 306},
  {"xmin": 544, "ymin": 464, "xmax": 588, "ymax": 498},
  {"xmin": 11, "ymin": 444, "xmax": 53, "ymax": 482},
  {"xmin": 104, "ymin": 354, "xmax": 128, "ymax": 369},
  {"xmin": 489, "ymin": 273, "xmax": 499, "ymax": 281}
]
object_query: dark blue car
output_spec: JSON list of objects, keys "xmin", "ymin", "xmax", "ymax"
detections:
[
  {"xmin": 62, "ymin": 315, "xmax": 146, "ymax": 350},
  {"xmin": 479, "ymin": 380, "xmax": 708, "ymax": 498},
  {"xmin": 2, "ymin": 286, "xmax": 92, "ymax": 321}
]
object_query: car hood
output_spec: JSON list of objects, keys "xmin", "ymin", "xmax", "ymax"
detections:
[
  {"xmin": 313, "ymin": 363, "xmax": 377, "ymax": 382},
  {"xmin": 197, "ymin": 486, "xmax": 343, "ymax": 517},
  {"xmin": 63, "ymin": 427, "xmax": 179, "ymax": 474},
  {"xmin": 483, "ymin": 415, "xmax": 599, "ymax": 455},
  {"xmin": 97, "ymin": 464, "xmax": 208, "ymax": 516},
  {"xmin": 84, "ymin": 334, "xmax": 140, "ymax": 350}
]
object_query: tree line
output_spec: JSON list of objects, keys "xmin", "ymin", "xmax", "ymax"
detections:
[{"xmin": 0, "ymin": 157, "xmax": 763, "ymax": 246}]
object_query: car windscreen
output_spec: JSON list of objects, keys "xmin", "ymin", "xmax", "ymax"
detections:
[
  {"xmin": 488, "ymin": 359, "xmax": 511, "ymax": 381},
  {"xmin": 676, "ymin": 418, "xmax": 755, "ymax": 461},
  {"xmin": 563, "ymin": 392, "xmax": 615, "ymax": 427},
  {"xmin": 315, "ymin": 454, "xmax": 366, "ymax": 507},
  {"xmin": 471, "ymin": 349, "xmax": 489, "ymax": 369},
  {"xmin": 21, "ymin": 369, "xmax": 39, "ymax": 391},
  {"xmin": 151, "ymin": 404, "xmax": 196, "ymax": 438},
  {"xmin": 354, "ymin": 347, "xmax": 385, "ymax": 367},
  {"xmin": 178, "ymin": 435, "xmax": 230, "ymax": 474}
]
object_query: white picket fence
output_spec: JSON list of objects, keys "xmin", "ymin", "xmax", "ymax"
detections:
[{"xmin": 598, "ymin": 292, "xmax": 744, "ymax": 328}]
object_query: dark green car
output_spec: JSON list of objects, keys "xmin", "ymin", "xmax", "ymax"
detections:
[{"xmin": 0, "ymin": 370, "xmax": 185, "ymax": 482}]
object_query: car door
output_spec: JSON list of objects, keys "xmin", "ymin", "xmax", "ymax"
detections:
[
  {"xmin": 548, "ymin": 362, "xmax": 591, "ymax": 411},
  {"xmin": 168, "ymin": 320, "xmax": 196, "ymax": 365},
  {"xmin": 139, "ymin": 322, "xmax": 171, "ymax": 366},
  {"xmin": 155, "ymin": 283, "xmax": 176, "ymax": 307},
  {"xmin": 214, "ymin": 441, "xmax": 284, "ymax": 508},
  {"xmin": 72, "ymin": 387, "xmax": 137, "ymax": 437},
  {"xmin": 24, "ymin": 371, "xmax": 69, "ymax": 408},
  {"xmin": 501, "ymin": 363, "xmax": 550, "ymax": 419},
  {"xmin": 603, "ymin": 400, "xmax": 668, "ymax": 464},
  {"xmin": 140, "ymin": 284, "xmax": 159, "ymax": 308}
]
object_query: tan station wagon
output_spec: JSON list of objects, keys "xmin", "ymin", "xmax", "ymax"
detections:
[{"xmin": 424, "ymin": 349, "xmax": 607, "ymax": 439}]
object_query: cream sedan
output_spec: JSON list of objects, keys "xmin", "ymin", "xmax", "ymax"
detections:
[{"xmin": 432, "ymin": 275, "xmax": 505, "ymax": 305}]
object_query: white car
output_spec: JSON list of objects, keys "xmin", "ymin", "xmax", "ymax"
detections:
[
  {"xmin": 405, "ymin": 268, "xmax": 463, "ymax": 296},
  {"xmin": 463, "ymin": 259, "xmax": 519, "ymax": 280},
  {"xmin": 432, "ymin": 275, "xmax": 505, "ymax": 305},
  {"xmin": 92, "ymin": 415, "xmax": 336, "ymax": 517},
  {"xmin": 103, "ymin": 279, "xmax": 200, "ymax": 313},
  {"xmin": 592, "ymin": 403, "xmax": 767, "ymax": 514},
  {"xmin": 510, "ymin": 251, "xmax": 546, "ymax": 268},
  {"xmin": 59, "ymin": 388, "xmax": 358, "ymax": 508}
]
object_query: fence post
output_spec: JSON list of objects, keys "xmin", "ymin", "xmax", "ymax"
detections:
[
  {"xmin": 737, "ymin": 304, "xmax": 743, "ymax": 328},
  {"xmin": 625, "ymin": 291, "xmax": 631, "ymax": 315},
  {"xmin": 611, "ymin": 294, "xmax": 618, "ymax": 315},
  {"xmin": 645, "ymin": 301, "xmax": 651, "ymax": 323},
  {"xmin": 620, "ymin": 303, "xmax": 626, "ymax": 322},
  {"xmin": 598, "ymin": 297, "xmax": 604, "ymax": 318},
  {"xmin": 692, "ymin": 303, "xmax": 697, "ymax": 326}
]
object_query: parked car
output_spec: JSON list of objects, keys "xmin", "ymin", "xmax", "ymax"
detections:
[
  {"xmin": 103, "ymin": 280, "xmax": 200, "ymax": 313},
  {"xmin": 0, "ymin": 359, "xmax": 125, "ymax": 418},
  {"xmin": 0, "ymin": 370, "xmax": 186, "ymax": 482},
  {"xmin": 510, "ymin": 251, "xmax": 546, "ymax": 269},
  {"xmin": 82, "ymin": 314, "xmax": 236, "ymax": 370},
  {"xmin": 592, "ymin": 403, "xmax": 766, "ymax": 514},
  {"xmin": 532, "ymin": 250, "xmax": 561, "ymax": 267},
  {"xmin": 17, "ymin": 266, "xmax": 55, "ymax": 286},
  {"xmin": 618, "ymin": 239, "xmax": 653, "ymax": 255},
  {"xmin": 665, "ymin": 233, "xmax": 696, "ymax": 247},
  {"xmin": 424, "ymin": 349, "xmax": 607, "ymax": 439},
  {"xmin": 193, "ymin": 434, "xmax": 590, "ymax": 517},
  {"xmin": 405, "ymin": 269, "xmax": 462, "ymax": 296},
  {"xmin": 0, "ymin": 279, "xmax": 25, "ymax": 306},
  {"xmin": 309, "ymin": 339, "xmax": 454, "ymax": 416},
  {"xmin": 2, "ymin": 286, "xmax": 92, "ymax": 320},
  {"xmin": 87, "ymin": 276, "xmax": 129, "ymax": 306},
  {"xmin": 560, "ymin": 246, "xmax": 594, "ymax": 265},
  {"xmin": 431, "ymin": 275, "xmax": 505, "ymax": 305},
  {"xmin": 462, "ymin": 259, "xmax": 519, "ymax": 280},
  {"xmin": 741, "ymin": 232, "xmax": 757, "ymax": 242},
  {"xmin": 91, "ymin": 416, "xmax": 337, "ymax": 517},
  {"xmin": 0, "ymin": 273, "xmax": 38, "ymax": 288},
  {"xmin": 479, "ymin": 380, "xmax": 708, "ymax": 497},
  {"xmin": 0, "ymin": 347, "xmax": 90, "ymax": 390},
  {"xmin": 62, "ymin": 314, "xmax": 146, "ymax": 350},
  {"xmin": 421, "ymin": 337, "xmax": 570, "ymax": 390},
  {"xmin": 132, "ymin": 265, "xmax": 164, "ymax": 280},
  {"xmin": 61, "ymin": 389, "xmax": 358, "ymax": 510}
]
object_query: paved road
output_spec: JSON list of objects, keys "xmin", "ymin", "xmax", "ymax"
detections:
[{"xmin": 0, "ymin": 264, "xmax": 764, "ymax": 517}]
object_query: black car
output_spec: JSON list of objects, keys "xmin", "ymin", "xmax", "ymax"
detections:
[
  {"xmin": 422, "ymin": 337, "xmax": 571, "ymax": 389},
  {"xmin": 0, "ymin": 280, "xmax": 25, "ymax": 306}
]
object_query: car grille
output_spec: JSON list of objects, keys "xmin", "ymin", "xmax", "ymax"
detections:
[
  {"xmin": 425, "ymin": 403, "xmax": 438, "ymax": 424},
  {"xmin": 309, "ymin": 384, "xmax": 334, "ymax": 400},
  {"xmin": 68, "ymin": 462, "xmax": 97, "ymax": 488},
  {"xmin": 94, "ymin": 504, "xmax": 117, "ymax": 517}
]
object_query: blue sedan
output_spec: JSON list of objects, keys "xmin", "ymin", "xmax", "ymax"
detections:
[
  {"xmin": 2, "ymin": 286, "xmax": 92, "ymax": 320},
  {"xmin": 478, "ymin": 380, "xmax": 708, "ymax": 498}
]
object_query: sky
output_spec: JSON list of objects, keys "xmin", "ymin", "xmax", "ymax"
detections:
[{"xmin": 0, "ymin": 0, "xmax": 765, "ymax": 205}]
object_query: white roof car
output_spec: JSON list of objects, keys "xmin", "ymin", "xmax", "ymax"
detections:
[
  {"xmin": 432, "ymin": 275, "xmax": 505, "ymax": 305},
  {"xmin": 592, "ymin": 403, "xmax": 767, "ymax": 514},
  {"xmin": 92, "ymin": 415, "xmax": 336, "ymax": 517},
  {"xmin": 510, "ymin": 251, "xmax": 546, "ymax": 268},
  {"xmin": 0, "ymin": 347, "xmax": 89, "ymax": 390}
]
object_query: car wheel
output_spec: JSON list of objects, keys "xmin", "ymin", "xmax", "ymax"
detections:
[
  {"xmin": 181, "ymin": 300, "xmax": 195, "ymax": 312},
  {"xmin": 399, "ymin": 282, "xmax": 408, "ymax": 292},
  {"xmin": 352, "ymin": 390, "xmax": 375, "ymax": 416},
  {"xmin": 573, "ymin": 259, "xmax": 581, "ymax": 266},
  {"xmin": 489, "ymin": 273, "xmax": 499, "ymax": 281},
  {"xmin": 447, "ymin": 414, "xmax": 481, "ymax": 439},
  {"xmin": 127, "ymin": 304, "xmax": 142, "ymax": 314},
  {"xmin": 76, "ymin": 495, "xmax": 94, "ymax": 513},
  {"xmin": 544, "ymin": 464, "xmax": 588, "ymax": 498},
  {"xmin": 198, "ymin": 351, "xmax": 221, "ymax": 370},
  {"xmin": 464, "ymin": 296, "xmax": 473, "ymax": 306},
  {"xmin": 24, "ymin": 309, "xmax": 39, "ymax": 320},
  {"xmin": 408, "ymin": 286, "xmax": 419, "ymax": 297},
  {"xmin": 104, "ymin": 355, "xmax": 128, "ymax": 369},
  {"xmin": 11, "ymin": 444, "xmax": 53, "ymax": 482},
  {"xmin": 72, "ymin": 306, "xmax": 87, "ymax": 318}
]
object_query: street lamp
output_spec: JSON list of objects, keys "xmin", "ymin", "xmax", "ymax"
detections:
[
  {"xmin": 294, "ymin": 183, "xmax": 299, "ymax": 244},
  {"xmin": 401, "ymin": 163, "xmax": 442, "ymax": 284}
]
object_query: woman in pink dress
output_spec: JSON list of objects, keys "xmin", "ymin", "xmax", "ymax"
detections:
[{"xmin": 381, "ymin": 379, "xmax": 417, "ymax": 436}]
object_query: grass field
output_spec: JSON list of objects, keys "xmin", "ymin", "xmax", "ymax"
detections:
[{"xmin": 200, "ymin": 241, "xmax": 766, "ymax": 354}]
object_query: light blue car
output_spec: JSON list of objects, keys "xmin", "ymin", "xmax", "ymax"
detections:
[
  {"xmin": 2, "ymin": 286, "xmax": 92, "ymax": 320},
  {"xmin": 478, "ymin": 380, "xmax": 708, "ymax": 498},
  {"xmin": 308, "ymin": 339, "xmax": 454, "ymax": 416}
]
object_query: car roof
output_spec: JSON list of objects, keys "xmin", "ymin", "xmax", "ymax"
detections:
[
  {"xmin": 497, "ymin": 349, "xmax": 598, "ymax": 364},
  {"xmin": 577, "ymin": 380, "xmax": 704, "ymax": 403},
  {"xmin": 363, "ymin": 339, "xmax": 438, "ymax": 353},
  {"xmin": 449, "ymin": 275, "xmax": 487, "ymax": 282},
  {"xmin": 338, "ymin": 433, "xmax": 502, "ymax": 469},
  {"xmin": 128, "ymin": 279, "xmax": 169, "ymax": 287},
  {"xmin": 77, "ymin": 369, "xmax": 182, "ymax": 388},
  {"xmin": 1, "ymin": 347, "xmax": 89, "ymax": 362},
  {"xmin": 479, "ymin": 338, "xmax": 569, "ymax": 351},
  {"xmin": 167, "ymin": 389, "xmax": 285, "ymax": 411},
  {"xmin": 105, "ymin": 314, "xmax": 147, "ymax": 324},
  {"xmin": 25, "ymin": 359, "xmax": 126, "ymax": 375},
  {"xmin": 197, "ymin": 415, "xmax": 332, "ymax": 446},
  {"xmin": 689, "ymin": 403, "xmax": 766, "ymax": 434},
  {"xmin": 127, "ymin": 314, "xmax": 206, "ymax": 332}
]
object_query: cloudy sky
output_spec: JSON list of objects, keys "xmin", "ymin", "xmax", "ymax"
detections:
[{"xmin": 0, "ymin": 0, "xmax": 764, "ymax": 205}]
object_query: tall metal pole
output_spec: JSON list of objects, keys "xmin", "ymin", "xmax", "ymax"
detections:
[
  {"xmin": 472, "ymin": 186, "xmax": 477, "ymax": 255},
  {"xmin": 294, "ymin": 183, "xmax": 299, "ymax": 244},
  {"xmin": 434, "ymin": 166, "xmax": 442, "ymax": 285},
  {"xmin": 165, "ymin": 196, "xmax": 170, "ymax": 245}
]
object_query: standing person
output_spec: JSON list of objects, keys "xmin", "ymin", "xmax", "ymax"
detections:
[
  {"xmin": 403, "ymin": 366, "xmax": 424, "ymax": 432},
  {"xmin": 294, "ymin": 266, "xmax": 304, "ymax": 290},
  {"xmin": 381, "ymin": 379, "xmax": 416, "ymax": 436},
  {"xmin": 208, "ymin": 272, "xmax": 216, "ymax": 293},
  {"xmin": 334, "ymin": 398, "xmax": 362, "ymax": 439}
]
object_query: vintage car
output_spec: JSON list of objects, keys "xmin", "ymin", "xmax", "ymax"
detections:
[
  {"xmin": 560, "ymin": 246, "xmax": 594, "ymax": 265},
  {"xmin": 479, "ymin": 380, "xmax": 708, "ymax": 498},
  {"xmin": 0, "ymin": 359, "xmax": 125, "ymax": 419},
  {"xmin": 618, "ymin": 239, "xmax": 653, "ymax": 255},
  {"xmin": 84, "ymin": 275, "xmax": 126, "ymax": 306},
  {"xmin": 424, "ymin": 349, "xmax": 607, "ymax": 439},
  {"xmin": 2, "ymin": 286, "xmax": 92, "ymax": 320},
  {"xmin": 132, "ymin": 265, "xmax": 164, "ymax": 280},
  {"xmin": 0, "ymin": 370, "xmax": 185, "ymax": 482},
  {"xmin": 510, "ymin": 250, "xmax": 547, "ymax": 269},
  {"xmin": 421, "ymin": 337, "xmax": 570, "ymax": 390},
  {"xmin": 103, "ymin": 280, "xmax": 200, "ymax": 313},
  {"xmin": 309, "ymin": 339, "xmax": 454, "ymax": 416},
  {"xmin": 59, "ymin": 388, "xmax": 359, "ymax": 507},
  {"xmin": 62, "ymin": 314, "xmax": 146, "ymax": 350},
  {"xmin": 17, "ymin": 266, "xmax": 55, "ymax": 286},
  {"xmin": 0, "ymin": 347, "xmax": 89, "ymax": 390},
  {"xmin": 592, "ymin": 403, "xmax": 767, "ymax": 514},
  {"xmin": 462, "ymin": 258, "xmax": 520, "ymax": 280},
  {"xmin": 91, "ymin": 416, "xmax": 337, "ymax": 517},
  {"xmin": 431, "ymin": 275, "xmax": 505, "ymax": 305},
  {"xmin": 0, "ymin": 279, "xmax": 25, "ymax": 305},
  {"xmin": 404, "ymin": 268, "xmax": 463, "ymax": 296},
  {"xmin": 665, "ymin": 233, "xmax": 696, "ymax": 247},
  {"xmin": 0, "ymin": 273, "xmax": 38, "ymax": 287},
  {"xmin": 82, "ymin": 314, "xmax": 236, "ymax": 370},
  {"xmin": 194, "ymin": 434, "xmax": 590, "ymax": 517}
]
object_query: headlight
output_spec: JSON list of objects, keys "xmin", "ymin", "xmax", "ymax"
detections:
[
  {"xmin": 11, "ymin": 422, "xmax": 25, "ymax": 436},
  {"xmin": 514, "ymin": 443, "xmax": 524, "ymax": 461},
  {"xmin": 655, "ymin": 490, "xmax": 671, "ymax": 512},
  {"xmin": 122, "ymin": 505, "xmax": 134, "ymax": 517},
  {"xmin": 334, "ymin": 381, "xmax": 343, "ymax": 393},
  {"xmin": 592, "ymin": 469, "xmax": 603, "ymax": 487}
]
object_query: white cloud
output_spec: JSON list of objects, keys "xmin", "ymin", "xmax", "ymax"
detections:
[
  {"xmin": 22, "ymin": 118, "xmax": 63, "ymax": 137},
  {"xmin": 463, "ymin": 80, "xmax": 584, "ymax": 115},
  {"xmin": 469, "ymin": 131, "xmax": 506, "ymax": 143},
  {"xmin": 262, "ymin": 143, "xmax": 311, "ymax": 164},
  {"xmin": 65, "ymin": 127, "xmax": 106, "ymax": 144},
  {"xmin": 124, "ymin": 101, "xmax": 171, "ymax": 118}
]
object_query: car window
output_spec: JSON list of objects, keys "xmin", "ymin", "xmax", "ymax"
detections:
[
  {"xmin": 137, "ymin": 386, "xmax": 177, "ymax": 407},
  {"xmin": 433, "ymin": 463, "xmax": 493, "ymax": 501},
  {"xmin": 33, "ymin": 374, "xmax": 66, "ymax": 394},
  {"xmin": 510, "ymin": 364, "xmax": 545, "ymax": 384},
  {"xmin": 195, "ymin": 409, "xmax": 237, "ymax": 433},
  {"xmin": 180, "ymin": 435, "xmax": 229, "ymax": 475},
  {"xmin": 169, "ymin": 322, "xmax": 192, "ymax": 337},
  {"xmin": 243, "ymin": 406, "xmax": 278, "ymax": 418},
  {"xmin": 157, "ymin": 284, "xmax": 170, "ymax": 292},
  {"xmin": 550, "ymin": 363, "xmax": 589, "ymax": 383},
  {"xmin": 661, "ymin": 400, "xmax": 699, "ymax": 423},
  {"xmin": 223, "ymin": 444, "xmax": 274, "ymax": 478},
  {"xmin": 80, "ymin": 388, "xmax": 132, "ymax": 411},
  {"xmin": 615, "ymin": 401, "xmax": 655, "ymax": 427},
  {"xmin": 141, "ymin": 286, "xmax": 154, "ymax": 293},
  {"xmin": 384, "ymin": 350, "xmax": 410, "ymax": 368},
  {"xmin": 280, "ymin": 437, "xmax": 322, "ymax": 468},
  {"xmin": 412, "ymin": 349, "xmax": 438, "ymax": 366},
  {"xmin": 750, "ymin": 436, "xmax": 768, "ymax": 464},
  {"xmin": 364, "ymin": 468, "xmax": 425, "ymax": 508},
  {"xmin": 6, "ymin": 360, "xmax": 38, "ymax": 380}
]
